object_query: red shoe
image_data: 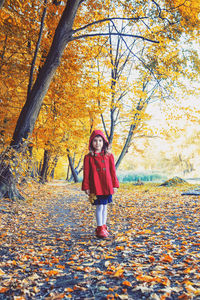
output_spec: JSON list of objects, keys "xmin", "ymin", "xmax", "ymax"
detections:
[
  {"xmin": 103, "ymin": 224, "xmax": 109, "ymax": 235},
  {"xmin": 96, "ymin": 226, "xmax": 108, "ymax": 238}
]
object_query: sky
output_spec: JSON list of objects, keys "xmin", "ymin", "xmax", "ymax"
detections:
[{"xmin": 119, "ymin": 86, "xmax": 200, "ymax": 178}]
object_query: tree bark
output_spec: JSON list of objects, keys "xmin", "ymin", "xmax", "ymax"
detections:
[
  {"xmin": 115, "ymin": 98, "xmax": 147, "ymax": 169},
  {"xmin": 115, "ymin": 123, "xmax": 136, "ymax": 169},
  {"xmin": 40, "ymin": 149, "xmax": 50, "ymax": 183},
  {"xmin": 67, "ymin": 154, "xmax": 79, "ymax": 182},
  {"xmin": 50, "ymin": 156, "xmax": 58, "ymax": 179},
  {"xmin": 66, "ymin": 164, "xmax": 70, "ymax": 181},
  {"xmin": 0, "ymin": 0, "xmax": 5, "ymax": 9}
]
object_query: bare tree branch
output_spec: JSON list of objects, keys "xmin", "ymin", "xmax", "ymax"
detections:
[
  {"xmin": 151, "ymin": 0, "xmax": 177, "ymax": 25},
  {"xmin": 70, "ymin": 32, "xmax": 159, "ymax": 43},
  {"xmin": 0, "ymin": 35, "xmax": 7, "ymax": 73},
  {"xmin": 73, "ymin": 16, "xmax": 149, "ymax": 34},
  {"xmin": 133, "ymin": 134, "xmax": 159, "ymax": 138},
  {"xmin": 27, "ymin": 0, "xmax": 47, "ymax": 98}
]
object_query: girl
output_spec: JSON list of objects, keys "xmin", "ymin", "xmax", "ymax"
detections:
[{"xmin": 82, "ymin": 130, "xmax": 119, "ymax": 238}]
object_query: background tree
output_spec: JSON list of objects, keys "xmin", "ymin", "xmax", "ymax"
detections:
[
  {"xmin": 86, "ymin": 0, "xmax": 200, "ymax": 169},
  {"xmin": 0, "ymin": 0, "xmax": 159, "ymax": 198},
  {"xmin": 0, "ymin": 0, "xmax": 200, "ymax": 197}
]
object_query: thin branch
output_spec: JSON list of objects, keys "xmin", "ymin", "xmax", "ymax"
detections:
[
  {"xmin": 27, "ymin": 0, "xmax": 48, "ymax": 98},
  {"xmin": 101, "ymin": 113, "xmax": 109, "ymax": 140},
  {"xmin": 97, "ymin": 100, "xmax": 109, "ymax": 140},
  {"xmin": 0, "ymin": 35, "xmax": 7, "ymax": 73},
  {"xmin": 116, "ymin": 90, "xmax": 129, "ymax": 104},
  {"xmin": 1, "ymin": 40, "xmax": 28, "ymax": 65},
  {"xmin": 115, "ymin": 108, "xmax": 120, "ymax": 124},
  {"xmin": 94, "ymin": 36, "xmax": 110, "ymax": 59},
  {"xmin": 96, "ymin": 58, "xmax": 109, "ymax": 140},
  {"xmin": 151, "ymin": 0, "xmax": 175, "ymax": 25},
  {"xmin": 108, "ymin": 23, "xmax": 114, "ymax": 73},
  {"xmin": 110, "ymin": 20, "xmax": 164, "ymax": 92},
  {"xmin": 117, "ymin": 42, "xmax": 135, "ymax": 77},
  {"xmin": 113, "ymin": 23, "xmax": 122, "ymax": 71},
  {"xmin": 70, "ymin": 32, "xmax": 159, "ymax": 44},
  {"xmin": 109, "ymin": 20, "xmax": 159, "ymax": 79},
  {"xmin": 76, "ymin": 152, "xmax": 84, "ymax": 170},
  {"xmin": 121, "ymin": 37, "xmax": 162, "ymax": 87},
  {"xmin": 133, "ymin": 134, "xmax": 160, "ymax": 138},
  {"xmin": 115, "ymin": 119, "xmax": 130, "ymax": 126},
  {"xmin": 73, "ymin": 17, "xmax": 149, "ymax": 35}
]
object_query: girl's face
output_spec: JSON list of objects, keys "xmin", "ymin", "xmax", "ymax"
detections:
[{"xmin": 92, "ymin": 136, "xmax": 104, "ymax": 153}]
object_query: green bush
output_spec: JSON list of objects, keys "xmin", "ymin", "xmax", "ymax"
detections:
[{"xmin": 117, "ymin": 171, "xmax": 167, "ymax": 183}]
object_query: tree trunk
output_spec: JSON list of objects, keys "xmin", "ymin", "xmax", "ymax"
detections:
[
  {"xmin": 115, "ymin": 99, "xmax": 146, "ymax": 169},
  {"xmin": 109, "ymin": 108, "xmax": 115, "ymax": 144},
  {"xmin": 67, "ymin": 154, "xmax": 79, "ymax": 183},
  {"xmin": 115, "ymin": 123, "xmax": 136, "ymax": 169},
  {"xmin": 0, "ymin": 0, "xmax": 81, "ymax": 200},
  {"xmin": 0, "ymin": 0, "xmax": 5, "ymax": 9},
  {"xmin": 10, "ymin": 0, "xmax": 81, "ymax": 148},
  {"xmin": 40, "ymin": 149, "xmax": 50, "ymax": 183},
  {"xmin": 66, "ymin": 164, "xmax": 70, "ymax": 181},
  {"xmin": 27, "ymin": 145, "xmax": 35, "ymax": 178},
  {"xmin": 78, "ymin": 166, "xmax": 83, "ymax": 175},
  {"xmin": 38, "ymin": 160, "xmax": 43, "ymax": 175},
  {"xmin": 76, "ymin": 153, "xmax": 84, "ymax": 175},
  {"xmin": 50, "ymin": 156, "xmax": 58, "ymax": 179}
]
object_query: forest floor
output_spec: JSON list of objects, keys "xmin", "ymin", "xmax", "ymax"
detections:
[{"xmin": 1, "ymin": 181, "xmax": 200, "ymax": 300}]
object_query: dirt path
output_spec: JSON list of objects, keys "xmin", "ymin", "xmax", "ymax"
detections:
[{"xmin": 1, "ymin": 182, "xmax": 200, "ymax": 299}]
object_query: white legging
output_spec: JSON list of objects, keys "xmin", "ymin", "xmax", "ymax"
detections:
[{"xmin": 96, "ymin": 204, "xmax": 107, "ymax": 226}]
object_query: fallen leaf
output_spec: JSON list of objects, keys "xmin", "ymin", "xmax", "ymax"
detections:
[{"xmin": 122, "ymin": 280, "xmax": 132, "ymax": 287}]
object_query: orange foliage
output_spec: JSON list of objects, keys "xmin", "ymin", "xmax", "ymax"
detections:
[{"xmin": 0, "ymin": 0, "xmax": 200, "ymax": 180}]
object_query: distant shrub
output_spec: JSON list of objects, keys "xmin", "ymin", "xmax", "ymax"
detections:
[
  {"xmin": 160, "ymin": 176, "xmax": 187, "ymax": 186},
  {"xmin": 117, "ymin": 171, "xmax": 167, "ymax": 183}
]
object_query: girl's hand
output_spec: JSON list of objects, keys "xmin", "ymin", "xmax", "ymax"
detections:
[
  {"xmin": 113, "ymin": 188, "xmax": 118, "ymax": 194},
  {"xmin": 85, "ymin": 190, "xmax": 90, "ymax": 195}
]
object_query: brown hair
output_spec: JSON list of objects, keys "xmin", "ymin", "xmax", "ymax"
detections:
[{"xmin": 90, "ymin": 135, "xmax": 111, "ymax": 155}]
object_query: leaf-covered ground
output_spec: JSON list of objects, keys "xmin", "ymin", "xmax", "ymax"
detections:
[{"xmin": 1, "ymin": 181, "xmax": 200, "ymax": 300}]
